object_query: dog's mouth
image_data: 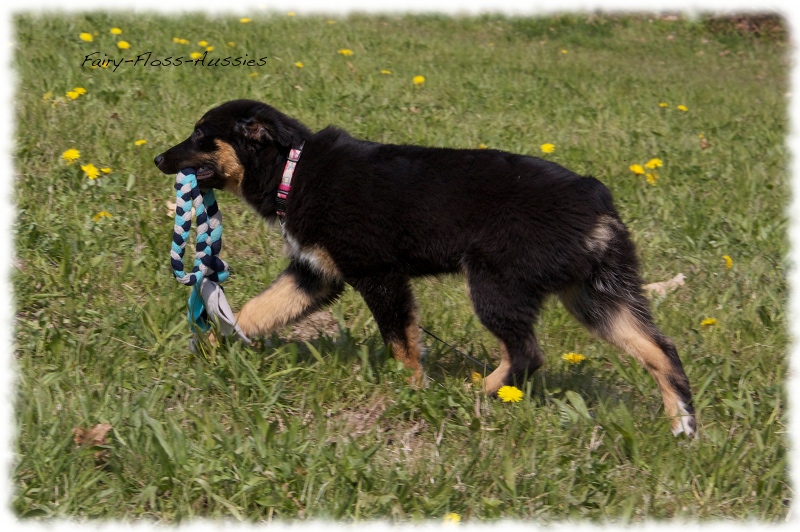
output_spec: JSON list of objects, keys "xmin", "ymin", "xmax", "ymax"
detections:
[{"xmin": 195, "ymin": 166, "xmax": 214, "ymax": 181}]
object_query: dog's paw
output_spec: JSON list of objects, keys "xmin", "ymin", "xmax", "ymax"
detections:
[
  {"xmin": 408, "ymin": 367, "xmax": 429, "ymax": 388},
  {"xmin": 207, "ymin": 332, "xmax": 219, "ymax": 347},
  {"xmin": 671, "ymin": 403, "xmax": 697, "ymax": 438}
]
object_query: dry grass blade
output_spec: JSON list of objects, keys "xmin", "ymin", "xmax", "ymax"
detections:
[{"xmin": 643, "ymin": 273, "xmax": 686, "ymax": 296}]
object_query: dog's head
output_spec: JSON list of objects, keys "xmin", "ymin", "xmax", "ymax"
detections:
[{"xmin": 154, "ymin": 99, "xmax": 310, "ymax": 195}]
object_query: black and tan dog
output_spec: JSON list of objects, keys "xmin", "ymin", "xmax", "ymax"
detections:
[{"xmin": 155, "ymin": 99, "xmax": 696, "ymax": 437}]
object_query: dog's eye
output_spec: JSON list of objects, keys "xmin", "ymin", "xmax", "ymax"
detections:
[{"xmin": 193, "ymin": 129, "xmax": 204, "ymax": 140}]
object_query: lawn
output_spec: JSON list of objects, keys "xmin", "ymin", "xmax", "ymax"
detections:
[{"xmin": 11, "ymin": 12, "xmax": 789, "ymax": 522}]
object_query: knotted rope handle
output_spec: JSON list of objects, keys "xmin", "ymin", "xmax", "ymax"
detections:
[{"xmin": 171, "ymin": 168, "xmax": 230, "ymax": 285}]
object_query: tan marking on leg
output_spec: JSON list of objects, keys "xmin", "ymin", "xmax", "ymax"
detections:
[
  {"xmin": 235, "ymin": 274, "xmax": 313, "ymax": 337},
  {"xmin": 388, "ymin": 309, "xmax": 424, "ymax": 386},
  {"xmin": 482, "ymin": 342, "xmax": 512, "ymax": 394},
  {"xmin": 213, "ymin": 139, "xmax": 245, "ymax": 196},
  {"xmin": 605, "ymin": 306, "xmax": 689, "ymax": 434},
  {"xmin": 283, "ymin": 233, "xmax": 341, "ymax": 281},
  {"xmin": 298, "ymin": 246, "xmax": 341, "ymax": 280},
  {"xmin": 584, "ymin": 214, "xmax": 622, "ymax": 254}
]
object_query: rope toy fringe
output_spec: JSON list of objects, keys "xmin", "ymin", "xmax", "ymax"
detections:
[{"xmin": 172, "ymin": 168, "xmax": 250, "ymax": 345}]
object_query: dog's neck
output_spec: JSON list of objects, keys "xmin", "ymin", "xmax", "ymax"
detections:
[{"xmin": 240, "ymin": 143, "xmax": 305, "ymax": 220}]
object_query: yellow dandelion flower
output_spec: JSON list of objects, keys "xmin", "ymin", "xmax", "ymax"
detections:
[
  {"xmin": 42, "ymin": 91, "xmax": 53, "ymax": 101},
  {"xmin": 172, "ymin": 37, "xmax": 182, "ymax": 43},
  {"xmin": 61, "ymin": 149, "xmax": 80, "ymax": 164},
  {"xmin": 117, "ymin": 41, "xmax": 130, "ymax": 50},
  {"xmin": 327, "ymin": 20, "xmax": 337, "ymax": 25},
  {"xmin": 629, "ymin": 164, "xmax": 645, "ymax": 175},
  {"xmin": 190, "ymin": 52, "xmax": 203, "ymax": 60},
  {"xmin": 295, "ymin": 61, "xmax": 304, "ymax": 68},
  {"xmin": 338, "ymin": 49, "xmax": 353, "ymax": 56},
  {"xmin": 644, "ymin": 158, "xmax": 663, "ymax": 169},
  {"xmin": 206, "ymin": 46, "xmax": 214, "ymax": 52},
  {"xmin": 198, "ymin": 40, "xmax": 208, "ymax": 47},
  {"xmin": 79, "ymin": 32, "xmax": 93, "ymax": 42},
  {"xmin": 240, "ymin": 18, "xmax": 252, "ymax": 23},
  {"xmin": 92, "ymin": 211, "xmax": 113, "ymax": 222},
  {"xmin": 134, "ymin": 139, "xmax": 147, "ymax": 146},
  {"xmin": 110, "ymin": 28, "xmax": 122, "ymax": 35},
  {"xmin": 659, "ymin": 102, "xmax": 668, "ymax": 108},
  {"xmin": 677, "ymin": 104, "xmax": 688, "ymax": 112},
  {"xmin": 497, "ymin": 385, "xmax": 523, "ymax": 403},
  {"xmin": 227, "ymin": 41, "xmax": 236, "ymax": 47},
  {"xmin": 540, "ymin": 143, "xmax": 555, "ymax": 154},
  {"xmin": 471, "ymin": 372, "xmax": 483, "ymax": 384},
  {"xmin": 561, "ymin": 49, "xmax": 568, "ymax": 54},
  {"xmin": 81, "ymin": 163, "xmax": 100, "ymax": 180},
  {"xmin": 66, "ymin": 91, "xmax": 80, "ymax": 100},
  {"xmin": 562, "ymin": 352, "xmax": 586, "ymax": 364},
  {"xmin": 722, "ymin": 255, "xmax": 733, "ymax": 269},
  {"xmin": 179, "ymin": 38, "xmax": 190, "ymax": 45},
  {"xmin": 413, "ymin": 75, "xmax": 425, "ymax": 85},
  {"xmin": 380, "ymin": 69, "xmax": 391, "ymax": 75},
  {"xmin": 444, "ymin": 512, "xmax": 461, "ymax": 523},
  {"xmin": 700, "ymin": 318, "xmax": 717, "ymax": 327},
  {"xmin": 646, "ymin": 173, "xmax": 658, "ymax": 186},
  {"xmin": 248, "ymin": 72, "xmax": 259, "ymax": 77},
  {"xmin": 287, "ymin": 11, "xmax": 296, "ymax": 16},
  {"xmin": 100, "ymin": 167, "xmax": 112, "ymax": 174},
  {"xmin": 478, "ymin": 143, "xmax": 488, "ymax": 149}
]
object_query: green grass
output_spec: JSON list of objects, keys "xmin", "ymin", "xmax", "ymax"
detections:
[{"xmin": 12, "ymin": 12, "xmax": 789, "ymax": 523}]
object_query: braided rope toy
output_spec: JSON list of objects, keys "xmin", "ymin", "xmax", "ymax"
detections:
[{"xmin": 172, "ymin": 168, "xmax": 250, "ymax": 345}]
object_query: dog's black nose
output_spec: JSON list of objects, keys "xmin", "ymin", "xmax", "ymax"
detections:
[{"xmin": 154, "ymin": 154, "xmax": 164, "ymax": 167}]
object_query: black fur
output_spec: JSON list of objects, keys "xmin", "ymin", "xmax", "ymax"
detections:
[{"xmin": 155, "ymin": 99, "xmax": 696, "ymax": 436}]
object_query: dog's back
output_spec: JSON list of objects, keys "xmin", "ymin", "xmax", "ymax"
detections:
[{"xmin": 289, "ymin": 128, "xmax": 616, "ymax": 284}]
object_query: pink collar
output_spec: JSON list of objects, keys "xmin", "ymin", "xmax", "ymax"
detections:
[{"xmin": 276, "ymin": 142, "xmax": 304, "ymax": 218}]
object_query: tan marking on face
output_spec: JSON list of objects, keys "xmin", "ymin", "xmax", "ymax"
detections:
[
  {"xmin": 194, "ymin": 118, "xmax": 205, "ymax": 128},
  {"xmin": 235, "ymin": 273, "xmax": 313, "ymax": 336},
  {"xmin": 482, "ymin": 342, "xmax": 512, "ymax": 394},
  {"xmin": 605, "ymin": 306, "xmax": 686, "ymax": 432},
  {"xmin": 585, "ymin": 214, "xmax": 621, "ymax": 254},
  {"xmin": 388, "ymin": 308, "xmax": 424, "ymax": 386},
  {"xmin": 214, "ymin": 139, "xmax": 245, "ymax": 196}
]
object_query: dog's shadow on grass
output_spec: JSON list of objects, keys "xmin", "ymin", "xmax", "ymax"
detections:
[
  {"xmin": 208, "ymin": 323, "xmax": 629, "ymax": 409},
  {"xmin": 213, "ymin": 325, "xmax": 394, "ymax": 378},
  {"xmin": 420, "ymin": 339, "xmax": 628, "ymax": 408}
]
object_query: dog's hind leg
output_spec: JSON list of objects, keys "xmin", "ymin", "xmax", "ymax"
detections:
[
  {"xmin": 464, "ymin": 266, "xmax": 545, "ymax": 394},
  {"xmin": 351, "ymin": 275, "xmax": 424, "ymax": 385},
  {"xmin": 235, "ymin": 260, "xmax": 343, "ymax": 338},
  {"xmin": 560, "ymin": 219, "xmax": 696, "ymax": 437}
]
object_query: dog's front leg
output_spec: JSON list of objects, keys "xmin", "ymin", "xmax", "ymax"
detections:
[
  {"xmin": 351, "ymin": 275, "xmax": 424, "ymax": 386},
  {"xmin": 235, "ymin": 260, "xmax": 343, "ymax": 337}
]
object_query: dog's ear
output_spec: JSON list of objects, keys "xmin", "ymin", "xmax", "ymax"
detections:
[
  {"xmin": 234, "ymin": 118, "xmax": 271, "ymax": 144},
  {"xmin": 234, "ymin": 117, "xmax": 294, "ymax": 148}
]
